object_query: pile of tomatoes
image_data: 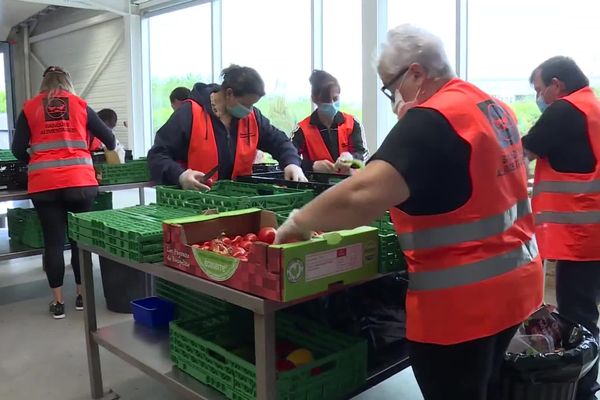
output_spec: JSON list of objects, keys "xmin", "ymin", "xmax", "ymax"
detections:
[{"xmin": 191, "ymin": 227, "xmax": 277, "ymax": 262}]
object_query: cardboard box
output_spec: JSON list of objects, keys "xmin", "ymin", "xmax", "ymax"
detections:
[{"xmin": 163, "ymin": 208, "xmax": 379, "ymax": 302}]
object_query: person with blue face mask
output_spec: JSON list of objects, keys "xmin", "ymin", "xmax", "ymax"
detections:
[
  {"xmin": 292, "ymin": 70, "xmax": 368, "ymax": 174},
  {"xmin": 148, "ymin": 64, "xmax": 306, "ymax": 189},
  {"xmin": 522, "ymin": 56, "xmax": 600, "ymax": 400}
]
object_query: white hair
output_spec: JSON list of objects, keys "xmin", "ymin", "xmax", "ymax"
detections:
[{"xmin": 377, "ymin": 24, "xmax": 454, "ymax": 80}]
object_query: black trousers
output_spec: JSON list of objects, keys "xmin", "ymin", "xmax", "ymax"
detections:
[
  {"xmin": 409, "ymin": 325, "xmax": 519, "ymax": 400},
  {"xmin": 31, "ymin": 187, "xmax": 97, "ymax": 289},
  {"xmin": 556, "ymin": 260, "xmax": 600, "ymax": 400}
]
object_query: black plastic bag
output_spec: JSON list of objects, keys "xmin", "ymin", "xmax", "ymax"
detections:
[{"xmin": 503, "ymin": 312, "xmax": 599, "ymax": 383}]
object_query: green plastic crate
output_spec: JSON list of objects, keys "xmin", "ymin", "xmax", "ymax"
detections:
[
  {"xmin": 170, "ymin": 312, "xmax": 367, "ymax": 400},
  {"xmin": 154, "ymin": 278, "xmax": 232, "ymax": 320},
  {"xmin": 92, "ymin": 191, "xmax": 113, "ymax": 211},
  {"xmin": 369, "ymin": 213, "xmax": 406, "ymax": 274},
  {"xmin": 7, "ymin": 208, "xmax": 60, "ymax": 248},
  {"xmin": 156, "ymin": 181, "xmax": 313, "ymax": 213},
  {"xmin": 0, "ymin": 149, "xmax": 17, "ymax": 162},
  {"xmin": 95, "ymin": 159, "xmax": 150, "ymax": 185}
]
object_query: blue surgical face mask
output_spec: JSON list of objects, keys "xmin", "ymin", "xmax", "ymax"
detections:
[
  {"xmin": 317, "ymin": 101, "xmax": 340, "ymax": 119},
  {"xmin": 228, "ymin": 103, "xmax": 252, "ymax": 119},
  {"xmin": 536, "ymin": 95, "xmax": 548, "ymax": 112}
]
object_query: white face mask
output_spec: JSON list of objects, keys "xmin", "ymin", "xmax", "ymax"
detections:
[{"xmin": 392, "ymin": 72, "xmax": 421, "ymax": 119}]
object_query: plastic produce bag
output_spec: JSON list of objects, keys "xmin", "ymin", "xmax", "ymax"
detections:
[{"xmin": 504, "ymin": 308, "xmax": 599, "ymax": 383}]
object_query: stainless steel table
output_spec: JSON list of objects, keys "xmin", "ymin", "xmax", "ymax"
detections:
[{"xmin": 79, "ymin": 244, "xmax": 410, "ymax": 400}]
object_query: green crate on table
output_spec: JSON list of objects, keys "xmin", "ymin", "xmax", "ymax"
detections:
[
  {"xmin": 370, "ymin": 213, "xmax": 406, "ymax": 274},
  {"xmin": 170, "ymin": 312, "xmax": 367, "ymax": 400},
  {"xmin": 95, "ymin": 159, "xmax": 150, "ymax": 185},
  {"xmin": 156, "ymin": 181, "xmax": 313, "ymax": 213},
  {"xmin": 154, "ymin": 278, "xmax": 232, "ymax": 320}
]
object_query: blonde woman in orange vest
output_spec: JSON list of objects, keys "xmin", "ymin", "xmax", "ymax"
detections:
[
  {"xmin": 523, "ymin": 56, "xmax": 600, "ymax": 400},
  {"xmin": 292, "ymin": 70, "xmax": 367, "ymax": 174},
  {"xmin": 11, "ymin": 67, "xmax": 116, "ymax": 319},
  {"xmin": 275, "ymin": 25, "xmax": 543, "ymax": 400}
]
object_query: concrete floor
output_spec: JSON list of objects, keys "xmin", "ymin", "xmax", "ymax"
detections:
[{"xmin": 0, "ymin": 189, "xmax": 585, "ymax": 399}]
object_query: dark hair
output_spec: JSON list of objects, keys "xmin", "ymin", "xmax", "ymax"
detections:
[
  {"xmin": 309, "ymin": 70, "xmax": 340, "ymax": 103},
  {"xmin": 97, "ymin": 108, "xmax": 117, "ymax": 129},
  {"xmin": 169, "ymin": 87, "xmax": 190, "ymax": 103},
  {"xmin": 220, "ymin": 64, "xmax": 265, "ymax": 97},
  {"xmin": 529, "ymin": 56, "xmax": 589, "ymax": 94}
]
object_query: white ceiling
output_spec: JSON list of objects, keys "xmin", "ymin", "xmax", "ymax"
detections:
[{"xmin": 0, "ymin": 0, "xmax": 47, "ymax": 40}]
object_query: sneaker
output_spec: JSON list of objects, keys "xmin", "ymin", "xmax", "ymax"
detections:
[
  {"xmin": 75, "ymin": 294, "xmax": 84, "ymax": 311},
  {"xmin": 49, "ymin": 301, "xmax": 65, "ymax": 319}
]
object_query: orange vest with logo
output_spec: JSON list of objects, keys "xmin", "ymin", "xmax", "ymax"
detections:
[
  {"xmin": 532, "ymin": 87, "xmax": 600, "ymax": 261},
  {"xmin": 23, "ymin": 91, "xmax": 97, "ymax": 194},
  {"xmin": 390, "ymin": 79, "xmax": 543, "ymax": 345},
  {"xmin": 89, "ymin": 135, "xmax": 103, "ymax": 151},
  {"xmin": 298, "ymin": 112, "xmax": 354, "ymax": 162},
  {"xmin": 187, "ymin": 101, "xmax": 259, "ymax": 180}
]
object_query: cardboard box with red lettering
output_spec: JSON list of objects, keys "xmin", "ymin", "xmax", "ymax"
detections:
[{"xmin": 162, "ymin": 208, "xmax": 379, "ymax": 302}]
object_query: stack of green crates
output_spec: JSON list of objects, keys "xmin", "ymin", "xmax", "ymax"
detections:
[
  {"xmin": 68, "ymin": 205, "xmax": 197, "ymax": 263},
  {"xmin": 169, "ymin": 311, "xmax": 368, "ymax": 400},
  {"xmin": 95, "ymin": 159, "xmax": 150, "ymax": 185},
  {"xmin": 156, "ymin": 181, "xmax": 314, "ymax": 214},
  {"xmin": 154, "ymin": 278, "xmax": 232, "ymax": 320},
  {"xmin": 7, "ymin": 192, "xmax": 113, "ymax": 249},
  {"xmin": 369, "ymin": 213, "xmax": 406, "ymax": 274}
]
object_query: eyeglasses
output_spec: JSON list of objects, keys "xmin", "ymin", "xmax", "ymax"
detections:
[
  {"xmin": 380, "ymin": 66, "xmax": 409, "ymax": 103},
  {"xmin": 42, "ymin": 66, "xmax": 67, "ymax": 77}
]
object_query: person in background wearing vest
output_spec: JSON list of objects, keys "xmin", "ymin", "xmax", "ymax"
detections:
[
  {"xmin": 170, "ymin": 86, "xmax": 190, "ymax": 111},
  {"xmin": 11, "ymin": 66, "xmax": 116, "ymax": 319},
  {"xmin": 148, "ymin": 65, "xmax": 306, "ymax": 189},
  {"xmin": 275, "ymin": 25, "xmax": 544, "ymax": 400},
  {"xmin": 292, "ymin": 70, "xmax": 368, "ymax": 174},
  {"xmin": 523, "ymin": 56, "xmax": 600, "ymax": 400},
  {"xmin": 89, "ymin": 108, "xmax": 117, "ymax": 151}
]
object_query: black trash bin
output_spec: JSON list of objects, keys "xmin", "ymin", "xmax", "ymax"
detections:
[
  {"xmin": 501, "ymin": 312, "xmax": 599, "ymax": 400},
  {"xmin": 99, "ymin": 256, "xmax": 147, "ymax": 313}
]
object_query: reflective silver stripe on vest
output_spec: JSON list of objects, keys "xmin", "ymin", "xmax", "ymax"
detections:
[
  {"xmin": 408, "ymin": 237, "xmax": 539, "ymax": 292},
  {"xmin": 28, "ymin": 157, "xmax": 93, "ymax": 172},
  {"xmin": 399, "ymin": 198, "xmax": 531, "ymax": 251},
  {"xmin": 533, "ymin": 179, "xmax": 600, "ymax": 196},
  {"xmin": 30, "ymin": 140, "xmax": 89, "ymax": 153},
  {"xmin": 535, "ymin": 211, "xmax": 600, "ymax": 225}
]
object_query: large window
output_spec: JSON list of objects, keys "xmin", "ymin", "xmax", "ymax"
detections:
[
  {"xmin": 468, "ymin": 0, "xmax": 600, "ymax": 134},
  {"xmin": 0, "ymin": 52, "xmax": 7, "ymax": 149},
  {"xmin": 147, "ymin": 3, "xmax": 212, "ymax": 133},
  {"xmin": 222, "ymin": 0, "xmax": 312, "ymax": 135},
  {"xmin": 322, "ymin": 0, "xmax": 362, "ymax": 121}
]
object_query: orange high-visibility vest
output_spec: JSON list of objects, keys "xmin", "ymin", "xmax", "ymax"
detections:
[
  {"xmin": 187, "ymin": 100, "xmax": 259, "ymax": 180},
  {"xmin": 23, "ymin": 91, "xmax": 97, "ymax": 194},
  {"xmin": 298, "ymin": 112, "xmax": 354, "ymax": 162},
  {"xmin": 532, "ymin": 87, "xmax": 600, "ymax": 261},
  {"xmin": 390, "ymin": 78, "xmax": 543, "ymax": 345},
  {"xmin": 89, "ymin": 135, "xmax": 103, "ymax": 151}
]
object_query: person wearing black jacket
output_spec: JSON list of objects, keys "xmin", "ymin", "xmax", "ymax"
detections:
[
  {"xmin": 292, "ymin": 70, "xmax": 367, "ymax": 173},
  {"xmin": 148, "ymin": 65, "xmax": 306, "ymax": 189}
]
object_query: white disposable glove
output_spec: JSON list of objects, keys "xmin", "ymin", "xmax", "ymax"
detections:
[
  {"xmin": 334, "ymin": 152, "xmax": 353, "ymax": 174},
  {"xmin": 114, "ymin": 139, "xmax": 126, "ymax": 164},
  {"xmin": 313, "ymin": 160, "xmax": 336, "ymax": 173},
  {"xmin": 284, "ymin": 164, "xmax": 308, "ymax": 182},
  {"xmin": 274, "ymin": 209, "xmax": 312, "ymax": 244},
  {"xmin": 178, "ymin": 169, "xmax": 211, "ymax": 191}
]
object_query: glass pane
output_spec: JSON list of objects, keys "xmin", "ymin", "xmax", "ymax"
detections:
[
  {"xmin": 468, "ymin": 0, "xmax": 600, "ymax": 134},
  {"xmin": 384, "ymin": 0, "xmax": 457, "ymax": 145},
  {"xmin": 148, "ymin": 4, "xmax": 212, "ymax": 132},
  {"xmin": 0, "ymin": 52, "xmax": 8, "ymax": 148},
  {"xmin": 322, "ymin": 0, "xmax": 362, "ymax": 121},
  {"xmin": 222, "ymin": 0, "xmax": 312, "ymax": 135}
]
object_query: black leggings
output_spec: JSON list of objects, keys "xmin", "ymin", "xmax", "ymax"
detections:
[
  {"xmin": 31, "ymin": 187, "xmax": 97, "ymax": 289},
  {"xmin": 409, "ymin": 324, "xmax": 519, "ymax": 400}
]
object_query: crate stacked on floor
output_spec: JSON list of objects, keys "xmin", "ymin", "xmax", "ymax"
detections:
[
  {"xmin": 156, "ymin": 180, "xmax": 314, "ymax": 214},
  {"xmin": 7, "ymin": 192, "xmax": 113, "ymax": 249},
  {"xmin": 0, "ymin": 149, "xmax": 27, "ymax": 190},
  {"xmin": 95, "ymin": 159, "xmax": 150, "ymax": 185},
  {"xmin": 68, "ymin": 204, "xmax": 196, "ymax": 263}
]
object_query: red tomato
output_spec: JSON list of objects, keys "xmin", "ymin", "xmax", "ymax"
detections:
[
  {"xmin": 258, "ymin": 227, "xmax": 277, "ymax": 244},
  {"xmin": 276, "ymin": 359, "xmax": 296, "ymax": 372},
  {"xmin": 222, "ymin": 237, "xmax": 232, "ymax": 245},
  {"xmin": 205, "ymin": 177, "xmax": 215, "ymax": 187},
  {"xmin": 230, "ymin": 247, "xmax": 247, "ymax": 258},
  {"xmin": 239, "ymin": 240, "xmax": 253, "ymax": 251},
  {"xmin": 200, "ymin": 245, "xmax": 210, "ymax": 251},
  {"xmin": 203, "ymin": 241, "xmax": 212, "ymax": 247},
  {"xmin": 192, "ymin": 244, "xmax": 201, "ymax": 249},
  {"xmin": 244, "ymin": 233, "xmax": 258, "ymax": 242}
]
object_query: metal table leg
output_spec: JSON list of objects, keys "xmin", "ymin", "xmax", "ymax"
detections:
[
  {"xmin": 254, "ymin": 311, "xmax": 277, "ymax": 400},
  {"xmin": 138, "ymin": 187, "xmax": 146, "ymax": 205},
  {"xmin": 80, "ymin": 248, "xmax": 105, "ymax": 399}
]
